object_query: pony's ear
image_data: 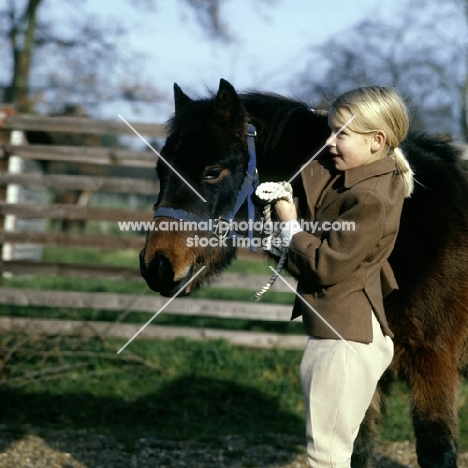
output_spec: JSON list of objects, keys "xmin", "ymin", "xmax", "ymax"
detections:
[
  {"xmin": 174, "ymin": 83, "xmax": 192, "ymax": 111},
  {"xmin": 213, "ymin": 78, "xmax": 244, "ymax": 126}
]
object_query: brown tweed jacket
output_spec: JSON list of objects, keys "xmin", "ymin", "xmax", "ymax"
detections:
[{"xmin": 287, "ymin": 156, "xmax": 404, "ymax": 344}]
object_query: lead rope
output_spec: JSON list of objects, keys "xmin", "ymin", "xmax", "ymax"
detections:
[{"xmin": 254, "ymin": 181, "xmax": 293, "ymax": 301}]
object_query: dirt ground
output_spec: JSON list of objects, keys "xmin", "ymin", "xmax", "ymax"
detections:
[{"xmin": 1, "ymin": 428, "xmax": 468, "ymax": 468}]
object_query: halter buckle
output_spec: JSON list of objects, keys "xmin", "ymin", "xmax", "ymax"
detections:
[
  {"xmin": 213, "ymin": 218, "xmax": 231, "ymax": 239},
  {"xmin": 247, "ymin": 124, "xmax": 257, "ymax": 137}
]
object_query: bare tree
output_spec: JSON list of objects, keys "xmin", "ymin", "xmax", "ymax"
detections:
[
  {"xmin": 1, "ymin": 0, "xmax": 136, "ymax": 112},
  {"xmin": 295, "ymin": 0, "xmax": 468, "ymax": 141},
  {"xmin": 2, "ymin": 0, "xmax": 42, "ymax": 110},
  {"xmin": 0, "ymin": 0, "xmax": 275, "ymax": 114}
]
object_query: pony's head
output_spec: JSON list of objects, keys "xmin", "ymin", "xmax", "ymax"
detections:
[{"xmin": 140, "ymin": 79, "xmax": 255, "ymax": 296}]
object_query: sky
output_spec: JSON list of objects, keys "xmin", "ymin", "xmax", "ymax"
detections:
[{"xmin": 86, "ymin": 0, "xmax": 398, "ymax": 123}]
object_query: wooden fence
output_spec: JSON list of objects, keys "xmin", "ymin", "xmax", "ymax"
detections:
[{"xmin": 0, "ymin": 108, "xmax": 306, "ymax": 350}]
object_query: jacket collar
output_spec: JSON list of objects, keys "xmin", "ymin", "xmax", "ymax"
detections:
[{"xmin": 344, "ymin": 156, "xmax": 397, "ymax": 188}]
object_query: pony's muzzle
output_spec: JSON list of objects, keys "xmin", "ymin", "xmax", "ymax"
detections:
[{"xmin": 139, "ymin": 247, "xmax": 194, "ymax": 297}]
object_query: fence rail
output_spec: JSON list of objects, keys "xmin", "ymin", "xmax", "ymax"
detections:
[
  {"xmin": 2, "ymin": 114, "xmax": 166, "ymax": 137},
  {"xmin": 0, "ymin": 230, "xmax": 144, "ymax": 249},
  {"xmin": 0, "ymin": 109, "xmax": 300, "ymax": 349},
  {"xmin": 0, "ymin": 287, "xmax": 294, "ymax": 320},
  {"xmin": 2, "ymin": 144, "xmax": 157, "ymax": 167},
  {"xmin": 0, "ymin": 173, "xmax": 160, "ymax": 194},
  {"xmin": 0, "ymin": 202, "xmax": 153, "ymax": 221},
  {"xmin": 0, "ymin": 317, "xmax": 307, "ymax": 349}
]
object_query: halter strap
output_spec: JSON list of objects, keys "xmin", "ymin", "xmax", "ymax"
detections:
[{"xmin": 223, "ymin": 124, "xmax": 257, "ymax": 221}]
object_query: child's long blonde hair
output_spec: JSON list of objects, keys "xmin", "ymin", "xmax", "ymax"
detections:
[{"xmin": 329, "ymin": 86, "xmax": 414, "ymax": 198}]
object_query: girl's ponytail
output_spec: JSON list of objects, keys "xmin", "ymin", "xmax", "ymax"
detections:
[{"xmin": 393, "ymin": 147, "xmax": 414, "ymax": 198}]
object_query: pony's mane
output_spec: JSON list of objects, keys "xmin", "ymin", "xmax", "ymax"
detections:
[
  {"xmin": 239, "ymin": 91, "xmax": 325, "ymax": 158},
  {"xmin": 401, "ymin": 132, "xmax": 468, "ymax": 219}
]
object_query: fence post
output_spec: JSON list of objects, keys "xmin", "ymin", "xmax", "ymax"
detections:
[{"xmin": 0, "ymin": 106, "xmax": 16, "ymax": 279}]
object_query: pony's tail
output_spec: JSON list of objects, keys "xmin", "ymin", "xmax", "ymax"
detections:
[{"xmin": 393, "ymin": 147, "xmax": 414, "ymax": 198}]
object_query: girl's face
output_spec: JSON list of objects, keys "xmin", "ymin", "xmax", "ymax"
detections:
[{"xmin": 326, "ymin": 109, "xmax": 386, "ymax": 171}]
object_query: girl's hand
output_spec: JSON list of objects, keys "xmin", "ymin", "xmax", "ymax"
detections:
[{"xmin": 274, "ymin": 197, "xmax": 299, "ymax": 222}]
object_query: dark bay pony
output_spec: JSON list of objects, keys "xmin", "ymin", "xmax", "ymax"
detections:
[{"xmin": 140, "ymin": 79, "xmax": 468, "ymax": 468}]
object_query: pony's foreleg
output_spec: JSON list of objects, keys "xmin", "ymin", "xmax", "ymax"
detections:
[
  {"xmin": 351, "ymin": 385, "xmax": 384, "ymax": 468},
  {"xmin": 409, "ymin": 351, "xmax": 459, "ymax": 468}
]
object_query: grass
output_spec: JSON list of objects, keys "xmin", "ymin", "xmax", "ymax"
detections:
[
  {"xmin": 0, "ymin": 336, "xmax": 304, "ymax": 444},
  {"xmin": 4, "ymin": 333, "xmax": 467, "ymax": 450},
  {"xmin": 0, "ymin": 334, "xmax": 410, "ymax": 446},
  {"xmin": 1, "ymin": 246, "xmax": 468, "ymax": 451}
]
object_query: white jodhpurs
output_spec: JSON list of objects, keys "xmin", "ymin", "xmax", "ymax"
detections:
[{"xmin": 299, "ymin": 312, "xmax": 394, "ymax": 468}]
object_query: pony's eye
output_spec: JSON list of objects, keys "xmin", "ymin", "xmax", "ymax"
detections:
[{"xmin": 203, "ymin": 166, "xmax": 225, "ymax": 182}]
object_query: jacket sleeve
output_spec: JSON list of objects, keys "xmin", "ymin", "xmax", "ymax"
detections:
[{"xmin": 287, "ymin": 189, "xmax": 386, "ymax": 285}]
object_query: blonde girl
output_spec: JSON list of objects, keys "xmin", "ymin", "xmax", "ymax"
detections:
[{"xmin": 275, "ymin": 87, "xmax": 413, "ymax": 467}]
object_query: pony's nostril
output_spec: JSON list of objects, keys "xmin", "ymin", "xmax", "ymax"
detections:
[
  {"xmin": 153, "ymin": 253, "xmax": 174, "ymax": 284},
  {"xmin": 140, "ymin": 250, "xmax": 175, "ymax": 294}
]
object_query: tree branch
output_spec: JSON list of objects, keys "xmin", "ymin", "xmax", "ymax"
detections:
[{"xmin": 0, "ymin": 363, "xmax": 89, "ymax": 387}]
